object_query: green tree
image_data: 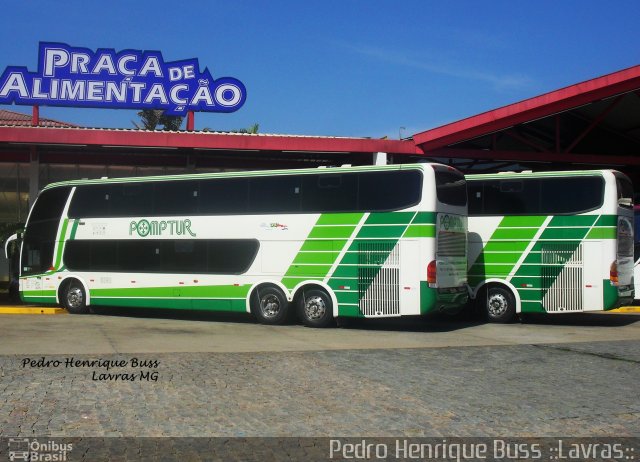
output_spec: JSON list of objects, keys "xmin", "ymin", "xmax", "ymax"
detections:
[
  {"xmin": 202, "ymin": 123, "xmax": 259, "ymax": 134},
  {"xmin": 133, "ymin": 109, "xmax": 184, "ymax": 131}
]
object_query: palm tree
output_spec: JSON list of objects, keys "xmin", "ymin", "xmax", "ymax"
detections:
[{"xmin": 133, "ymin": 109, "xmax": 184, "ymax": 131}]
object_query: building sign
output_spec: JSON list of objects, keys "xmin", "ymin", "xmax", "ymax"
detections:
[{"xmin": 0, "ymin": 42, "xmax": 246, "ymax": 115}]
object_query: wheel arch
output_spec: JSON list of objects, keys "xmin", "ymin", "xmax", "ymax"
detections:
[
  {"xmin": 290, "ymin": 281, "xmax": 339, "ymax": 318},
  {"xmin": 245, "ymin": 280, "xmax": 291, "ymax": 314},
  {"xmin": 57, "ymin": 275, "xmax": 91, "ymax": 306},
  {"xmin": 471, "ymin": 278, "xmax": 522, "ymax": 314}
]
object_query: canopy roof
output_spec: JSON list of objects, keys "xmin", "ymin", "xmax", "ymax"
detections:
[{"xmin": 413, "ymin": 65, "xmax": 640, "ymax": 168}]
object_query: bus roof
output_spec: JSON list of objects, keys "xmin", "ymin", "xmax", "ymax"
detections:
[
  {"xmin": 43, "ymin": 162, "xmax": 436, "ymax": 190},
  {"xmin": 465, "ymin": 169, "xmax": 618, "ymax": 180}
]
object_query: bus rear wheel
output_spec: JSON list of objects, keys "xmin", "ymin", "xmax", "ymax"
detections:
[
  {"xmin": 481, "ymin": 285, "xmax": 516, "ymax": 323},
  {"xmin": 251, "ymin": 285, "xmax": 290, "ymax": 325},
  {"xmin": 298, "ymin": 288, "xmax": 334, "ymax": 328},
  {"xmin": 62, "ymin": 280, "xmax": 89, "ymax": 314}
]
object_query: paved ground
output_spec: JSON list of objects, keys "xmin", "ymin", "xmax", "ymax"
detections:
[
  {"xmin": 0, "ymin": 310, "xmax": 638, "ymax": 440},
  {"xmin": 1, "ymin": 308, "xmax": 640, "ymax": 354}
]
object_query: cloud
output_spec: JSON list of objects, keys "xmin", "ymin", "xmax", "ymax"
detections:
[{"xmin": 338, "ymin": 42, "xmax": 533, "ymax": 91}]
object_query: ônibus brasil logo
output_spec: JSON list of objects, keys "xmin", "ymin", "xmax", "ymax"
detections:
[{"xmin": 129, "ymin": 219, "xmax": 196, "ymax": 237}]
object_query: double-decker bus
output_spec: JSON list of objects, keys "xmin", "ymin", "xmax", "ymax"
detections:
[
  {"xmin": 466, "ymin": 169, "xmax": 634, "ymax": 322},
  {"xmin": 18, "ymin": 163, "xmax": 468, "ymax": 327}
]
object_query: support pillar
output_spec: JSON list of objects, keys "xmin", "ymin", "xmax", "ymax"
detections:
[
  {"xmin": 187, "ymin": 111, "xmax": 195, "ymax": 132},
  {"xmin": 373, "ymin": 152, "xmax": 387, "ymax": 166},
  {"xmin": 28, "ymin": 146, "xmax": 39, "ymax": 208},
  {"xmin": 32, "ymin": 106, "xmax": 39, "ymax": 126}
]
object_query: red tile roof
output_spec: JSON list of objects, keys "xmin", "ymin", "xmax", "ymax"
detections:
[{"xmin": 0, "ymin": 108, "xmax": 79, "ymax": 128}]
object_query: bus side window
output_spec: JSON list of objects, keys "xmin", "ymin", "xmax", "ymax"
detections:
[
  {"xmin": 154, "ymin": 180, "xmax": 199, "ymax": 216},
  {"xmin": 68, "ymin": 185, "xmax": 112, "ymax": 218},
  {"xmin": 249, "ymin": 176, "xmax": 301, "ymax": 213},
  {"xmin": 301, "ymin": 173, "xmax": 358, "ymax": 212},
  {"xmin": 359, "ymin": 171, "xmax": 422, "ymax": 211},
  {"xmin": 110, "ymin": 184, "xmax": 154, "ymax": 217},
  {"xmin": 199, "ymin": 178, "xmax": 249, "ymax": 215}
]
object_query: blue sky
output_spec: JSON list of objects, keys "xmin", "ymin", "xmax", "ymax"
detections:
[{"xmin": 1, "ymin": 0, "xmax": 638, "ymax": 138}]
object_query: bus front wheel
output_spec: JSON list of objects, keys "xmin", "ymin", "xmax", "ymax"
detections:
[
  {"xmin": 251, "ymin": 285, "xmax": 290, "ymax": 325},
  {"xmin": 298, "ymin": 288, "xmax": 334, "ymax": 328},
  {"xmin": 62, "ymin": 280, "xmax": 89, "ymax": 314},
  {"xmin": 481, "ymin": 285, "xmax": 516, "ymax": 323}
]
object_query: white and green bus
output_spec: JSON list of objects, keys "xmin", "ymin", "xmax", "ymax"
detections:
[
  {"xmin": 466, "ymin": 169, "xmax": 634, "ymax": 322},
  {"xmin": 19, "ymin": 163, "xmax": 468, "ymax": 327}
]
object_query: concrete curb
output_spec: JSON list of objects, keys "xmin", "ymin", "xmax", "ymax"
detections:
[
  {"xmin": 607, "ymin": 306, "xmax": 640, "ymax": 313},
  {"xmin": 0, "ymin": 306, "xmax": 67, "ymax": 314}
]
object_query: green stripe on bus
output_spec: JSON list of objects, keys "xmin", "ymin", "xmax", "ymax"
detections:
[
  {"xmin": 357, "ymin": 225, "xmax": 407, "ymax": 239},
  {"xmin": 22, "ymin": 296, "xmax": 57, "ymax": 303},
  {"xmin": 469, "ymin": 264, "xmax": 514, "ymax": 277},
  {"xmin": 498, "ymin": 216, "xmax": 547, "ymax": 227},
  {"xmin": 69, "ymin": 219, "xmax": 80, "ymax": 240},
  {"xmin": 480, "ymin": 252, "xmax": 525, "ymax": 264},
  {"xmin": 491, "ymin": 228, "xmax": 544, "ymax": 240},
  {"xmin": 365, "ymin": 212, "xmax": 415, "ymax": 225},
  {"xmin": 327, "ymin": 279, "xmax": 357, "ymax": 290},
  {"xmin": 299, "ymin": 240, "xmax": 347, "ymax": 252},
  {"xmin": 520, "ymin": 300, "xmax": 545, "ymax": 313},
  {"xmin": 403, "ymin": 224, "xmax": 435, "ymax": 238},
  {"xmin": 331, "ymin": 266, "xmax": 358, "ymax": 278},
  {"xmin": 91, "ymin": 284, "xmax": 250, "ymax": 298},
  {"xmin": 282, "ymin": 214, "xmax": 363, "ymax": 289},
  {"xmin": 586, "ymin": 227, "xmax": 616, "ymax": 239},
  {"xmin": 335, "ymin": 291, "xmax": 359, "ymax": 305},
  {"xmin": 315, "ymin": 213, "xmax": 363, "ymax": 225},
  {"xmin": 308, "ymin": 226, "xmax": 357, "ymax": 239},
  {"xmin": 281, "ymin": 277, "xmax": 323, "ymax": 288},
  {"xmin": 547, "ymin": 215, "xmax": 598, "ymax": 227},
  {"xmin": 284, "ymin": 264, "xmax": 334, "ymax": 277},
  {"xmin": 411, "ymin": 211, "xmax": 437, "ymax": 224},
  {"xmin": 22, "ymin": 290, "xmax": 57, "ymax": 297},
  {"xmin": 53, "ymin": 218, "xmax": 69, "ymax": 269},
  {"xmin": 539, "ymin": 227, "xmax": 591, "ymax": 240},
  {"xmin": 91, "ymin": 297, "xmax": 247, "ymax": 312},
  {"xmin": 595, "ymin": 215, "xmax": 617, "ymax": 227},
  {"xmin": 510, "ymin": 277, "xmax": 543, "ymax": 289},
  {"xmin": 482, "ymin": 241, "xmax": 530, "ymax": 252}
]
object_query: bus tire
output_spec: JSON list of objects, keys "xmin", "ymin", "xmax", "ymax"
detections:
[
  {"xmin": 298, "ymin": 288, "xmax": 334, "ymax": 328},
  {"xmin": 482, "ymin": 284, "xmax": 516, "ymax": 323},
  {"xmin": 251, "ymin": 285, "xmax": 290, "ymax": 325},
  {"xmin": 61, "ymin": 280, "xmax": 89, "ymax": 314}
]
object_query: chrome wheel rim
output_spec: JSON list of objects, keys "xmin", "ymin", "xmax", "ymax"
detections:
[
  {"xmin": 487, "ymin": 293, "xmax": 508, "ymax": 317},
  {"xmin": 67, "ymin": 287, "xmax": 84, "ymax": 310},
  {"xmin": 304, "ymin": 296, "xmax": 327, "ymax": 320},
  {"xmin": 259, "ymin": 294, "xmax": 280, "ymax": 318}
]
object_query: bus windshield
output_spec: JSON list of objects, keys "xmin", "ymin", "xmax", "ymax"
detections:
[{"xmin": 21, "ymin": 187, "xmax": 71, "ymax": 276}]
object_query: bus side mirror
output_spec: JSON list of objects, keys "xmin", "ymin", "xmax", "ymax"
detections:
[{"xmin": 4, "ymin": 233, "xmax": 19, "ymax": 259}]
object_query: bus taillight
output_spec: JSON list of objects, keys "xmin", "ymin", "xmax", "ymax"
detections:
[
  {"xmin": 610, "ymin": 261, "xmax": 619, "ymax": 286},
  {"xmin": 427, "ymin": 260, "xmax": 437, "ymax": 285}
]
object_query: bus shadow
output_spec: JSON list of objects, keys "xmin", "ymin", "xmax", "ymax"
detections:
[
  {"xmin": 88, "ymin": 305, "xmax": 483, "ymax": 332},
  {"xmin": 89, "ymin": 305, "xmax": 256, "ymax": 324},
  {"xmin": 337, "ymin": 313, "xmax": 486, "ymax": 333},
  {"xmin": 519, "ymin": 312, "xmax": 640, "ymax": 327},
  {"xmin": 79, "ymin": 305, "xmax": 640, "ymax": 332}
]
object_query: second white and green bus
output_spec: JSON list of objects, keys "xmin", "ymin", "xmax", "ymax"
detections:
[
  {"xmin": 466, "ymin": 169, "xmax": 634, "ymax": 322},
  {"xmin": 19, "ymin": 163, "xmax": 468, "ymax": 327}
]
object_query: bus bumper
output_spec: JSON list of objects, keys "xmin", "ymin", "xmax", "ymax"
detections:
[
  {"xmin": 420, "ymin": 283, "xmax": 468, "ymax": 315},
  {"xmin": 616, "ymin": 285, "xmax": 634, "ymax": 308}
]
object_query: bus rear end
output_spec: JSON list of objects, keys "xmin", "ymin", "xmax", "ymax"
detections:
[
  {"xmin": 427, "ymin": 165, "xmax": 468, "ymax": 312},
  {"xmin": 611, "ymin": 172, "xmax": 634, "ymax": 307}
]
